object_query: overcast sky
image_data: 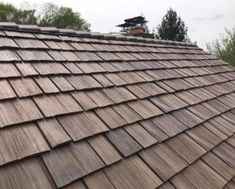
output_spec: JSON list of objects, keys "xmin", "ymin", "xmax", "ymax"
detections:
[{"xmin": 2, "ymin": 0, "xmax": 235, "ymax": 49}]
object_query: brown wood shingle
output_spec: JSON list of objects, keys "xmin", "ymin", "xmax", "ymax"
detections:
[
  {"xmin": 58, "ymin": 112, "xmax": 108, "ymax": 141},
  {"xmin": 0, "ymin": 25, "xmax": 234, "ymax": 189}
]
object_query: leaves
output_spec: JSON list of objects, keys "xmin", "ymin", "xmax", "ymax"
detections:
[
  {"xmin": 207, "ymin": 28, "xmax": 235, "ymax": 66},
  {"xmin": 0, "ymin": 3, "xmax": 37, "ymax": 24},
  {"xmin": 0, "ymin": 2, "xmax": 90, "ymax": 31},
  {"xmin": 156, "ymin": 8, "xmax": 189, "ymax": 42}
]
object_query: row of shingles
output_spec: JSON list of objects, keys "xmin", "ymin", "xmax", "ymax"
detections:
[
  {"xmin": 2, "ymin": 28, "xmax": 199, "ymax": 52},
  {"xmin": 65, "ymin": 109, "xmax": 235, "ymax": 189},
  {"xmin": 4, "ymin": 28, "xmax": 222, "ymax": 79},
  {"xmin": 1, "ymin": 29, "xmax": 205, "ymax": 61},
  {"xmin": 0, "ymin": 59, "xmax": 231, "ymax": 102}
]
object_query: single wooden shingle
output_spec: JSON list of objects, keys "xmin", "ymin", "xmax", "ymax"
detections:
[
  {"xmin": 51, "ymin": 76, "xmax": 74, "ymax": 92},
  {"xmin": 17, "ymin": 50, "xmax": 53, "ymax": 61},
  {"xmin": 38, "ymin": 118, "xmax": 71, "ymax": 147},
  {"xmin": 0, "ymin": 158, "xmax": 55, "ymax": 189},
  {"xmin": 103, "ymin": 87, "xmax": 137, "ymax": 103},
  {"xmin": 104, "ymin": 73, "xmax": 127, "ymax": 86},
  {"xmin": 63, "ymin": 63, "xmax": 83, "ymax": 74},
  {"xmin": 67, "ymin": 75, "xmax": 102, "ymax": 89},
  {"xmin": 125, "ymin": 123, "xmax": 157, "ymax": 148},
  {"xmin": 96, "ymin": 106, "xmax": 127, "ymax": 128},
  {"xmin": 64, "ymin": 180, "xmax": 86, "ymax": 189},
  {"xmin": 0, "ymin": 98, "xmax": 42, "ymax": 128},
  {"xmin": 88, "ymin": 135, "xmax": 121, "ymax": 165},
  {"xmin": 15, "ymin": 63, "xmax": 38, "ymax": 76},
  {"xmin": 106, "ymin": 128, "xmax": 142, "ymax": 157},
  {"xmin": 213, "ymin": 142, "xmax": 235, "ymax": 167},
  {"xmin": 182, "ymin": 160, "xmax": 227, "ymax": 189},
  {"xmin": 58, "ymin": 112, "xmax": 108, "ymax": 141},
  {"xmin": 140, "ymin": 119, "xmax": 168, "ymax": 142},
  {"xmin": 33, "ymin": 63, "xmax": 70, "ymax": 75},
  {"xmin": 186, "ymin": 125, "xmax": 223, "ymax": 150},
  {"xmin": 35, "ymin": 77, "xmax": 59, "ymax": 94},
  {"xmin": 104, "ymin": 156, "xmax": 162, "ymax": 189},
  {"xmin": 0, "ymin": 63, "xmax": 21, "ymax": 78},
  {"xmin": 171, "ymin": 172, "xmax": 197, "ymax": 189},
  {"xmin": 15, "ymin": 39, "xmax": 48, "ymax": 49},
  {"xmin": 113, "ymin": 104, "xmax": 142, "ymax": 124},
  {"xmin": 172, "ymin": 108, "xmax": 203, "ymax": 128},
  {"xmin": 76, "ymin": 52, "xmax": 102, "ymax": 61},
  {"xmin": 93, "ymin": 74, "xmax": 114, "ymax": 87},
  {"xmin": 10, "ymin": 78, "xmax": 42, "ymax": 97},
  {"xmin": 0, "ymin": 50, "xmax": 20, "ymax": 62},
  {"xmin": 151, "ymin": 94, "xmax": 188, "ymax": 112},
  {"xmin": 128, "ymin": 100, "xmax": 163, "ymax": 119},
  {"xmin": 71, "ymin": 91, "xmax": 97, "ymax": 110},
  {"xmin": 140, "ymin": 143, "xmax": 188, "ymax": 181},
  {"xmin": 34, "ymin": 94, "xmax": 82, "ymax": 117},
  {"xmin": 42, "ymin": 141, "xmax": 105, "ymax": 188},
  {"xmin": 151, "ymin": 114, "xmax": 187, "ymax": 137},
  {"xmin": 0, "ymin": 80, "xmax": 16, "ymax": 99},
  {"xmin": 48, "ymin": 50, "xmax": 67, "ymax": 61},
  {"xmin": 167, "ymin": 133, "xmax": 207, "ymax": 164},
  {"xmin": 84, "ymin": 170, "xmax": 115, "ymax": 189},
  {"xmin": 0, "ymin": 37, "xmax": 18, "ymax": 48},
  {"xmin": 60, "ymin": 51, "xmax": 80, "ymax": 61},
  {"xmin": 87, "ymin": 90, "xmax": 113, "ymax": 107},
  {"xmin": 202, "ymin": 152, "xmax": 234, "ymax": 181},
  {"xmin": 0, "ymin": 123, "xmax": 49, "ymax": 165}
]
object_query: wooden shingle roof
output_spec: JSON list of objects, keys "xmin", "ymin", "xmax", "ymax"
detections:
[{"xmin": 0, "ymin": 23, "xmax": 234, "ymax": 189}]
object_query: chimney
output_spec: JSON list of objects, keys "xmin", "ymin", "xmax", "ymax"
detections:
[
  {"xmin": 117, "ymin": 16, "xmax": 154, "ymax": 38},
  {"xmin": 130, "ymin": 26, "xmax": 145, "ymax": 36}
]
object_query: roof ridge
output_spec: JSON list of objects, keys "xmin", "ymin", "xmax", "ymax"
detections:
[{"xmin": 0, "ymin": 22, "xmax": 197, "ymax": 47}]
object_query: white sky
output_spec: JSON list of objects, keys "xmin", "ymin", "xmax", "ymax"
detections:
[{"xmin": 2, "ymin": 0, "xmax": 235, "ymax": 49}]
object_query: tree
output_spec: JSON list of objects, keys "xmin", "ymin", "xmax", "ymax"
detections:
[
  {"xmin": 0, "ymin": 2, "xmax": 90, "ymax": 31},
  {"xmin": 156, "ymin": 8, "xmax": 189, "ymax": 42},
  {"xmin": 39, "ymin": 3, "xmax": 90, "ymax": 31},
  {"xmin": 0, "ymin": 3, "xmax": 37, "ymax": 24},
  {"xmin": 207, "ymin": 28, "xmax": 235, "ymax": 66}
]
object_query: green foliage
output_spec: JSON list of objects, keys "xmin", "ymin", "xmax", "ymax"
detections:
[
  {"xmin": 207, "ymin": 28, "xmax": 235, "ymax": 66},
  {"xmin": 156, "ymin": 8, "xmax": 189, "ymax": 42},
  {"xmin": 39, "ymin": 3, "xmax": 90, "ymax": 31},
  {"xmin": 0, "ymin": 3, "xmax": 37, "ymax": 24},
  {"xmin": 0, "ymin": 2, "xmax": 90, "ymax": 31}
]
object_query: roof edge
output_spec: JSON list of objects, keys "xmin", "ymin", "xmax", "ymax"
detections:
[{"xmin": 0, "ymin": 22, "xmax": 197, "ymax": 47}]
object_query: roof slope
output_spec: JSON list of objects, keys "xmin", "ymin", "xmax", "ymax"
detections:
[{"xmin": 0, "ymin": 23, "xmax": 234, "ymax": 189}]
